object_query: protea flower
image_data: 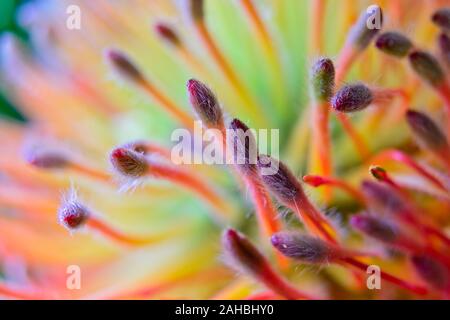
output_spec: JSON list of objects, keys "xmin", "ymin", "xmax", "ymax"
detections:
[{"xmin": 0, "ymin": 0, "xmax": 449, "ymax": 300}]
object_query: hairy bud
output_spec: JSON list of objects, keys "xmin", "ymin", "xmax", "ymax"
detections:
[
  {"xmin": 406, "ymin": 110, "xmax": 448, "ymax": 151},
  {"xmin": 228, "ymin": 119, "xmax": 258, "ymax": 175},
  {"xmin": 258, "ymin": 155, "xmax": 302, "ymax": 205},
  {"xmin": 375, "ymin": 32, "xmax": 413, "ymax": 58},
  {"xmin": 438, "ymin": 32, "xmax": 450, "ymax": 67},
  {"xmin": 58, "ymin": 197, "xmax": 89, "ymax": 230},
  {"xmin": 271, "ymin": 232, "xmax": 338, "ymax": 264},
  {"xmin": 222, "ymin": 228, "xmax": 267, "ymax": 276},
  {"xmin": 311, "ymin": 58, "xmax": 335, "ymax": 102},
  {"xmin": 189, "ymin": 0, "xmax": 204, "ymax": 21},
  {"xmin": 187, "ymin": 79, "xmax": 223, "ymax": 127},
  {"xmin": 154, "ymin": 23, "xmax": 181, "ymax": 47},
  {"xmin": 409, "ymin": 50, "xmax": 445, "ymax": 87},
  {"xmin": 25, "ymin": 150, "xmax": 68, "ymax": 169},
  {"xmin": 411, "ymin": 254, "xmax": 450, "ymax": 291},
  {"xmin": 106, "ymin": 49, "xmax": 144, "ymax": 83},
  {"xmin": 350, "ymin": 214, "xmax": 398, "ymax": 243},
  {"xmin": 361, "ymin": 181, "xmax": 406, "ymax": 213},
  {"xmin": 432, "ymin": 8, "xmax": 450, "ymax": 31},
  {"xmin": 331, "ymin": 83, "xmax": 373, "ymax": 113},
  {"xmin": 110, "ymin": 147, "xmax": 148, "ymax": 178},
  {"xmin": 369, "ymin": 165, "xmax": 388, "ymax": 182}
]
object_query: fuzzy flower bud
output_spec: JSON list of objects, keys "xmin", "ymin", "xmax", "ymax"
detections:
[
  {"xmin": 25, "ymin": 150, "xmax": 68, "ymax": 169},
  {"xmin": 350, "ymin": 214, "xmax": 398, "ymax": 244},
  {"xmin": 438, "ymin": 32, "xmax": 450, "ymax": 67},
  {"xmin": 408, "ymin": 50, "xmax": 445, "ymax": 87},
  {"xmin": 189, "ymin": 0, "xmax": 204, "ymax": 21},
  {"xmin": 411, "ymin": 255, "xmax": 450, "ymax": 291},
  {"xmin": 187, "ymin": 79, "xmax": 223, "ymax": 128},
  {"xmin": 432, "ymin": 8, "xmax": 450, "ymax": 31},
  {"xmin": 257, "ymin": 155, "xmax": 302, "ymax": 205},
  {"xmin": 222, "ymin": 229, "xmax": 266, "ymax": 276},
  {"xmin": 369, "ymin": 165, "xmax": 388, "ymax": 182},
  {"xmin": 375, "ymin": 32, "xmax": 413, "ymax": 58},
  {"xmin": 311, "ymin": 58, "xmax": 335, "ymax": 102},
  {"xmin": 110, "ymin": 147, "xmax": 148, "ymax": 178},
  {"xmin": 271, "ymin": 232, "xmax": 339, "ymax": 264},
  {"xmin": 228, "ymin": 118, "xmax": 258, "ymax": 175},
  {"xmin": 406, "ymin": 110, "xmax": 448, "ymax": 151},
  {"xmin": 58, "ymin": 199, "xmax": 89, "ymax": 230},
  {"xmin": 361, "ymin": 181, "xmax": 406, "ymax": 213},
  {"xmin": 106, "ymin": 49, "xmax": 144, "ymax": 83},
  {"xmin": 154, "ymin": 23, "xmax": 181, "ymax": 47},
  {"xmin": 331, "ymin": 83, "xmax": 373, "ymax": 113}
]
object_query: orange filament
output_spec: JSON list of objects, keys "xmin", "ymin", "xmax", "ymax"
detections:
[
  {"xmin": 310, "ymin": 100, "xmax": 333, "ymax": 200},
  {"xmin": 258, "ymin": 264, "xmax": 317, "ymax": 300},
  {"xmin": 334, "ymin": 46, "xmax": 371, "ymax": 160},
  {"xmin": 147, "ymin": 162, "xmax": 232, "ymax": 220},
  {"xmin": 336, "ymin": 112, "xmax": 370, "ymax": 159},
  {"xmin": 71, "ymin": 73, "xmax": 122, "ymax": 116},
  {"xmin": 343, "ymin": 257, "xmax": 428, "ymax": 295},
  {"xmin": 69, "ymin": 162, "xmax": 111, "ymax": 182},
  {"xmin": 303, "ymin": 175, "xmax": 366, "ymax": 205},
  {"xmin": 245, "ymin": 176, "xmax": 281, "ymax": 238},
  {"xmin": 292, "ymin": 194, "xmax": 338, "ymax": 244},
  {"xmin": 86, "ymin": 215, "xmax": 176, "ymax": 246},
  {"xmin": 310, "ymin": 0, "xmax": 325, "ymax": 54},
  {"xmin": 239, "ymin": 0, "xmax": 286, "ymax": 116},
  {"xmin": 139, "ymin": 79, "xmax": 194, "ymax": 129},
  {"xmin": 371, "ymin": 149, "xmax": 447, "ymax": 191},
  {"xmin": 245, "ymin": 175, "xmax": 287, "ymax": 268},
  {"xmin": 194, "ymin": 21, "xmax": 266, "ymax": 125}
]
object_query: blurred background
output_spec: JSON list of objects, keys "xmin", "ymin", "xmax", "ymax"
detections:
[{"xmin": 0, "ymin": 0, "xmax": 26, "ymax": 121}]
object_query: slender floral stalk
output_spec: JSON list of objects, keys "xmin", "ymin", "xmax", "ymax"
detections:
[
  {"xmin": 271, "ymin": 231, "xmax": 428, "ymax": 295},
  {"xmin": 303, "ymin": 174, "xmax": 366, "ymax": 205},
  {"xmin": 223, "ymin": 229, "xmax": 316, "ymax": 300},
  {"xmin": 106, "ymin": 49, "xmax": 194, "ymax": 129},
  {"xmin": 258, "ymin": 155, "xmax": 338, "ymax": 244},
  {"xmin": 110, "ymin": 147, "xmax": 232, "ymax": 221},
  {"xmin": 58, "ymin": 191, "xmax": 178, "ymax": 246},
  {"xmin": 188, "ymin": 0, "xmax": 267, "ymax": 126}
]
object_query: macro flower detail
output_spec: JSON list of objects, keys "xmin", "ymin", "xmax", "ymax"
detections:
[{"xmin": 0, "ymin": 0, "xmax": 449, "ymax": 301}]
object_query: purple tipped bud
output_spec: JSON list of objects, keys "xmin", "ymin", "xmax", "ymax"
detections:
[
  {"xmin": 348, "ymin": 5, "xmax": 383, "ymax": 50},
  {"xmin": 369, "ymin": 165, "xmax": 388, "ymax": 182},
  {"xmin": 189, "ymin": 0, "xmax": 204, "ymax": 21},
  {"xmin": 154, "ymin": 23, "xmax": 181, "ymax": 47},
  {"xmin": 25, "ymin": 150, "xmax": 68, "ymax": 169},
  {"xmin": 438, "ymin": 32, "xmax": 450, "ymax": 67},
  {"xmin": 432, "ymin": 8, "xmax": 450, "ymax": 31},
  {"xmin": 106, "ymin": 49, "xmax": 144, "ymax": 83},
  {"xmin": 228, "ymin": 119, "xmax": 258, "ymax": 175},
  {"xmin": 411, "ymin": 255, "xmax": 450, "ymax": 291},
  {"xmin": 271, "ymin": 232, "xmax": 336, "ymax": 264},
  {"xmin": 187, "ymin": 79, "xmax": 223, "ymax": 127},
  {"xmin": 406, "ymin": 110, "xmax": 448, "ymax": 151},
  {"xmin": 58, "ymin": 200, "xmax": 89, "ymax": 230},
  {"xmin": 409, "ymin": 50, "xmax": 445, "ymax": 87},
  {"xmin": 222, "ymin": 228, "xmax": 267, "ymax": 276},
  {"xmin": 257, "ymin": 155, "xmax": 302, "ymax": 205},
  {"xmin": 361, "ymin": 181, "xmax": 406, "ymax": 213},
  {"xmin": 331, "ymin": 83, "xmax": 373, "ymax": 113},
  {"xmin": 311, "ymin": 58, "xmax": 335, "ymax": 102},
  {"xmin": 375, "ymin": 32, "xmax": 413, "ymax": 58},
  {"xmin": 350, "ymin": 215, "xmax": 398, "ymax": 243},
  {"xmin": 110, "ymin": 147, "xmax": 148, "ymax": 178}
]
